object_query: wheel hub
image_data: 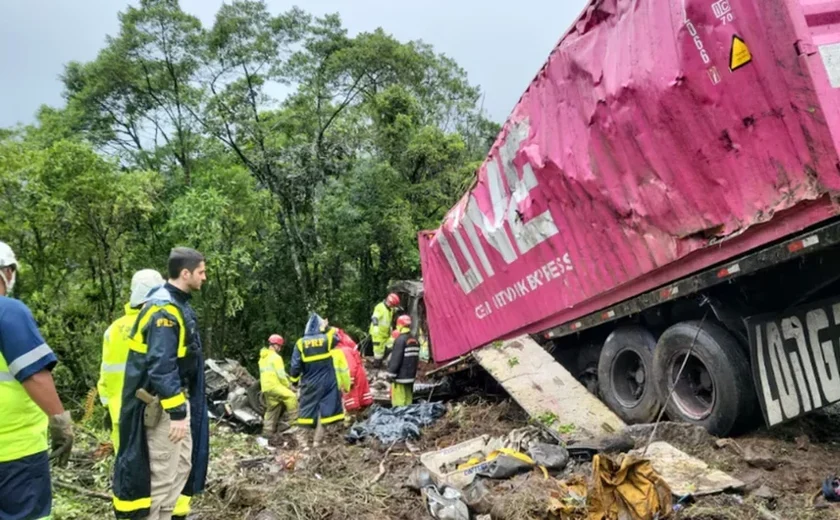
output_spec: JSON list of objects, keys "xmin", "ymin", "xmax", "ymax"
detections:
[
  {"xmin": 669, "ymin": 353, "xmax": 716, "ymax": 421},
  {"xmin": 611, "ymin": 349, "xmax": 647, "ymax": 408}
]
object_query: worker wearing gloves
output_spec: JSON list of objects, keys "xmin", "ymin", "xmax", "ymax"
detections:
[
  {"xmin": 259, "ymin": 334, "xmax": 299, "ymax": 436},
  {"xmin": 0, "ymin": 241, "xmax": 74, "ymax": 520},
  {"xmin": 386, "ymin": 315, "xmax": 420, "ymax": 407},
  {"xmin": 369, "ymin": 292, "xmax": 400, "ymax": 367},
  {"xmin": 289, "ymin": 313, "xmax": 344, "ymax": 448},
  {"xmin": 112, "ymin": 248, "xmax": 210, "ymax": 520},
  {"xmin": 98, "ymin": 269, "xmax": 164, "ymax": 451}
]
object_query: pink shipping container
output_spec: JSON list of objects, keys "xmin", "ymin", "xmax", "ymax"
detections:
[{"xmin": 420, "ymin": 0, "xmax": 840, "ymax": 364}]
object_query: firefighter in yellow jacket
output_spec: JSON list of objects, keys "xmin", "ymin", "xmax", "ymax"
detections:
[
  {"xmin": 98, "ymin": 269, "xmax": 164, "ymax": 451},
  {"xmin": 369, "ymin": 293, "xmax": 400, "ymax": 367},
  {"xmin": 258, "ymin": 334, "xmax": 298, "ymax": 435}
]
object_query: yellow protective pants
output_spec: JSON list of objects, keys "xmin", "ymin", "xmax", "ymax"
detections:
[
  {"xmin": 263, "ymin": 386, "xmax": 298, "ymax": 435},
  {"xmin": 391, "ymin": 383, "xmax": 413, "ymax": 407}
]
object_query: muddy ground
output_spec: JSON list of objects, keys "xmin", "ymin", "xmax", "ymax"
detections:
[{"xmin": 54, "ymin": 397, "xmax": 840, "ymax": 519}]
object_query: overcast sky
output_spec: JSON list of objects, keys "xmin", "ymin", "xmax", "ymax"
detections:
[{"xmin": 0, "ymin": 0, "xmax": 588, "ymax": 127}]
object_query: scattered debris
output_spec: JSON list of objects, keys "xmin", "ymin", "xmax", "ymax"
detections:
[
  {"xmin": 823, "ymin": 476, "xmax": 840, "ymax": 502},
  {"xmin": 476, "ymin": 449, "xmax": 537, "ymax": 480},
  {"xmin": 346, "ymin": 402, "xmax": 446, "ymax": 444},
  {"xmin": 424, "ymin": 484, "xmax": 470, "ymax": 520},
  {"xmin": 528, "ymin": 443, "xmax": 569, "ymax": 471},
  {"xmin": 547, "ymin": 476, "xmax": 588, "ymax": 517},
  {"xmin": 205, "ymin": 358, "xmax": 263, "ymax": 431},
  {"xmin": 589, "ymin": 454, "xmax": 672, "ymax": 520},
  {"xmin": 421, "ymin": 435, "xmax": 502, "ymax": 489},
  {"xmin": 636, "ymin": 441, "xmax": 745, "ymax": 496}
]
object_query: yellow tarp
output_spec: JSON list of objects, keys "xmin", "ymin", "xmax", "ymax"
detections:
[{"xmin": 588, "ymin": 454, "xmax": 672, "ymax": 520}]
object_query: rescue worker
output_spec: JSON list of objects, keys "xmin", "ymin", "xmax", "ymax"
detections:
[
  {"xmin": 112, "ymin": 247, "xmax": 210, "ymax": 520},
  {"xmin": 318, "ymin": 319, "xmax": 352, "ymax": 404},
  {"xmin": 0, "ymin": 241, "xmax": 74, "ymax": 520},
  {"xmin": 369, "ymin": 293, "xmax": 400, "ymax": 367},
  {"xmin": 289, "ymin": 313, "xmax": 346, "ymax": 448},
  {"xmin": 334, "ymin": 328, "xmax": 373, "ymax": 419},
  {"xmin": 259, "ymin": 334, "xmax": 299, "ymax": 436},
  {"xmin": 98, "ymin": 269, "xmax": 165, "ymax": 451},
  {"xmin": 386, "ymin": 315, "xmax": 420, "ymax": 407}
]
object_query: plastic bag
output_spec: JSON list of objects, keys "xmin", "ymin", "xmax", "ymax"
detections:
[
  {"xmin": 528, "ymin": 443, "xmax": 570, "ymax": 470},
  {"xmin": 345, "ymin": 402, "xmax": 446, "ymax": 444},
  {"xmin": 477, "ymin": 453, "xmax": 534, "ymax": 479},
  {"xmin": 425, "ymin": 485, "xmax": 470, "ymax": 520}
]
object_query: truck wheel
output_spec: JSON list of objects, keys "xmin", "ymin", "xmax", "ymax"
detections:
[
  {"xmin": 653, "ymin": 321, "xmax": 755, "ymax": 436},
  {"xmin": 597, "ymin": 326, "xmax": 660, "ymax": 423}
]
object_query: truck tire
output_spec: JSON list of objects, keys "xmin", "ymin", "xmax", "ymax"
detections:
[
  {"xmin": 653, "ymin": 321, "xmax": 756, "ymax": 436},
  {"xmin": 597, "ymin": 326, "xmax": 661, "ymax": 423}
]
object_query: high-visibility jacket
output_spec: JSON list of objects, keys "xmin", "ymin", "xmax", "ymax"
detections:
[
  {"xmin": 112, "ymin": 284, "xmax": 209, "ymax": 520},
  {"xmin": 0, "ymin": 354, "xmax": 49, "ymax": 464},
  {"xmin": 289, "ymin": 314, "xmax": 344, "ymax": 426},
  {"xmin": 0, "ymin": 297, "xmax": 58, "ymax": 464},
  {"xmin": 98, "ymin": 303, "xmax": 139, "ymax": 451},
  {"xmin": 369, "ymin": 301, "xmax": 393, "ymax": 359},
  {"xmin": 332, "ymin": 348, "xmax": 351, "ymax": 394},
  {"xmin": 259, "ymin": 348, "xmax": 291, "ymax": 393}
]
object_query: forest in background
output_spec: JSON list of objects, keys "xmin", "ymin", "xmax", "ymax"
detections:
[{"xmin": 0, "ymin": 0, "xmax": 500, "ymax": 404}]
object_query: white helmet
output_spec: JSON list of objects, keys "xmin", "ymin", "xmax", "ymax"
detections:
[
  {"xmin": 130, "ymin": 269, "xmax": 165, "ymax": 308},
  {"xmin": 0, "ymin": 242, "xmax": 18, "ymax": 293},
  {"xmin": 0, "ymin": 242, "xmax": 17, "ymax": 269}
]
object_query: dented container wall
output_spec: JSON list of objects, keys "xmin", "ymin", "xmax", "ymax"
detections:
[{"xmin": 419, "ymin": 0, "xmax": 840, "ymax": 362}]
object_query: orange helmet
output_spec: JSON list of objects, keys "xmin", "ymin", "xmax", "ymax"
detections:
[
  {"xmin": 386, "ymin": 293, "xmax": 400, "ymax": 307},
  {"xmin": 268, "ymin": 334, "xmax": 285, "ymax": 347},
  {"xmin": 396, "ymin": 315, "xmax": 412, "ymax": 328}
]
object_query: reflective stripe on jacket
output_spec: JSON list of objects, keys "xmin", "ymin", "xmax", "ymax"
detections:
[
  {"xmin": 289, "ymin": 314, "xmax": 344, "ymax": 426},
  {"xmin": 0, "ymin": 297, "xmax": 57, "ymax": 464},
  {"xmin": 98, "ymin": 303, "xmax": 139, "ymax": 450},
  {"xmin": 112, "ymin": 284, "xmax": 209, "ymax": 520},
  {"xmin": 387, "ymin": 327, "xmax": 420, "ymax": 385}
]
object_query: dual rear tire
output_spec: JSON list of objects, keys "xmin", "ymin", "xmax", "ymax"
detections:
[{"xmin": 597, "ymin": 321, "xmax": 756, "ymax": 436}]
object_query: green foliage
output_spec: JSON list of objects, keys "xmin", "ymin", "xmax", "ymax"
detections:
[{"xmin": 1, "ymin": 0, "xmax": 499, "ymax": 403}]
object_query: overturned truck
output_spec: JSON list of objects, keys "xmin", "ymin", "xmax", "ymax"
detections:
[{"xmin": 419, "ymin": 0, "xmax": 840, "ymax": 436}]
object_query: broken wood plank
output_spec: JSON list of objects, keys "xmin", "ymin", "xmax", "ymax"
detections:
[{"xmin": 473, "ymin": 336, "xmax": 625, "ymax": 437}]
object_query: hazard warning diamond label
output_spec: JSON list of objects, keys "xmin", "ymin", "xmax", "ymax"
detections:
[{"xmin": 730, "ymin": 35, "xmax": 752, "ymax": 71}]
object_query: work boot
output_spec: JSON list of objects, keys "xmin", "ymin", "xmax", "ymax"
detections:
[
  {"xmin": 313, "ymin": 421, "xmax": 325, "ymax": 448},
  {"xmin": 280, "ymin": 409, "xmax": 299, "ymax": 433}
]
